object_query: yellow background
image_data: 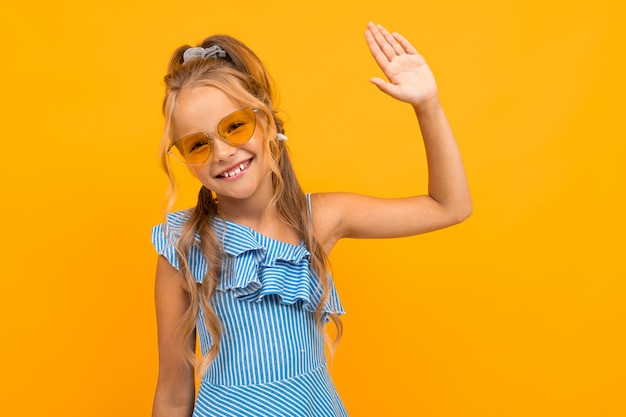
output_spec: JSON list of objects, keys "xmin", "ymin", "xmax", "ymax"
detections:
[{"xmin": 1, "ymin": 1, "xmax": 624, "ymax": 416}]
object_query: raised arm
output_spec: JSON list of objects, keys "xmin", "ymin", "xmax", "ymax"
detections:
[
  {"xmin": 311, "ymin": 23, "xmax": 472, "ymax": 252},
  {"xmin": 152, "ymin": 256, "xmax": 196, "ymax": 417}
]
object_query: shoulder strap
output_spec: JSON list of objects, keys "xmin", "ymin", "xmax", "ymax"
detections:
[{"xmin": 305, "ymin": 193, "xmax": 313, "ymax": 229}]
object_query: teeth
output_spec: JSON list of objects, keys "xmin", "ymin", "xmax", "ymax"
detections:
[{"xmin": 221, "ymin": 161, "xmax": 248, "ymax": 178}]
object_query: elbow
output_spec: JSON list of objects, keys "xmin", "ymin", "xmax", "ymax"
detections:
[
  {"xmin": 443, "ymin": 199, "xmax": 472, "ymax": 227},
  {"xmin": 453, "ymin": 199, "xmax": 473, "ymax": 224},
  {"xmin": 457, "ymin": 204, "xmax": 473, "ymax": 224},
  {"xmin": 430, "ymin": 188, "xmax": 472, "ymax": 227}
]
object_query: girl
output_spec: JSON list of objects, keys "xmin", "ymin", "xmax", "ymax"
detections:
[{"xmin": 152, "ymin": 22, "xmax": 471, "ymax": 417}]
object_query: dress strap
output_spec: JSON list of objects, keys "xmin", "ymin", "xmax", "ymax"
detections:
[{"xmin": 305, "ymin": 193, "xmax": 313, "ymax": 230}]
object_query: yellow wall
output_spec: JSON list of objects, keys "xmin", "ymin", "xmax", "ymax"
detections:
[{"xmin": 1, "ymin": 1, "xmax": 624, "ymax": 416}]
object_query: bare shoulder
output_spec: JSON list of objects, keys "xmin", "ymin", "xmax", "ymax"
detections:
[
  {"xmin": 308, "ymin": 192, "xmax": 374, "ymax": 252},
  {"xmin": 308, "ymin": 192, "xmax": 346, "ymax": 253}
]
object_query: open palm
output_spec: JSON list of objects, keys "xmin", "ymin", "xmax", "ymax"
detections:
[{"xmin": 365, "ymin": 22, "xmax": 439, "ymax": 107}]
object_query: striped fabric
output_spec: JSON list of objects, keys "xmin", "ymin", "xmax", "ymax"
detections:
[{"xmin": 151, "ymin": 198, "xmax": 347, "ymax": 416}]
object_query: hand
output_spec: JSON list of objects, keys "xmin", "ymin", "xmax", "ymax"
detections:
[{"xmin": 365, "ymin": 22, "xmax": 439, "ymax": 108}]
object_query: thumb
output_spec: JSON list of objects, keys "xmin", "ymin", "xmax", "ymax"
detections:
[{"xmin": 369, "ymin": 77, "xmax": 396, "ymax": 96}]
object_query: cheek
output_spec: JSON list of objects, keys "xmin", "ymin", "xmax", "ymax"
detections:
[
  {"xmin": 253, "ymin": 118, "xmax": 275, "ymax": 153},
  {"xmin": 247, "ymin": 130, "xmax": 270, "ymax": 159}
]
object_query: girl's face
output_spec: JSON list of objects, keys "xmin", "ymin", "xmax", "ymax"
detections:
[{"xmin": 172, "ymin": 86, "xmax": 273, "ymax": 205}]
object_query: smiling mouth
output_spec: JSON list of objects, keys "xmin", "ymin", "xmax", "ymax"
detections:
[{"xmin": 218, "ymin": 159, "xmax": 252, "ymax": 178}]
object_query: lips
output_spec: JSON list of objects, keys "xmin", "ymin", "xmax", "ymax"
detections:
[{"xmin": 218, "ymin": 159, "xmax": 251, "ymax": 178}]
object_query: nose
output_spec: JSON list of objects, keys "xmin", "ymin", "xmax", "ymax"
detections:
[{"xmin": 211, "ymin": 136, "xmax": 237, "ymax": 162}]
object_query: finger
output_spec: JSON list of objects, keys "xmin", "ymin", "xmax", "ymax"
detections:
[
  {"xmin": 366, "ymin": 22, "xmax": 397, "ymax": 62},
  {"xmin": 364, "ymin": 26, "xmax": 391, "ymax": 70},
  {"xmin": 376, "ymin": 24, "xmax": 405, "ymax": 56},
  {"xmin": 392, "ymin": 31, "xmax": 419, "ymax": 55},
  {"xmin": 369, "ymin": 76, "xmax": 387, "ymax": 90},
  {"xmin": 369, "ymin": 77, "xmax": 399, "ymax": 97}
]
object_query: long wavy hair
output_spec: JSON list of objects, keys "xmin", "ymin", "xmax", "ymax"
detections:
[{"xmin": 159, "ymin": 34, "xmax": 342, "ymax": 376}]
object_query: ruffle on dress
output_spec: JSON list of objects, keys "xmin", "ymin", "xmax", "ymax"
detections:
[{"xmin": 152, "ymin": 210, "xmax": 344, "ymax": 318}]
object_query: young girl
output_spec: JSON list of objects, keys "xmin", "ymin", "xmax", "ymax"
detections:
[{"xmin": 151, "ymin": 22, "xmax": 471, "ymax": 417}]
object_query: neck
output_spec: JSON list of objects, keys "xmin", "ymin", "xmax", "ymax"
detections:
[
  {"xmin": 218, "ymin": 197, "xmax": 275, "ymax": 225},
  {"xmin": 213, "ymin": 180, "xmax": 302, "ymax": 246},
  {"xmin": 214, "ymin": 179, "xmax": 277, "ymax": 229}
]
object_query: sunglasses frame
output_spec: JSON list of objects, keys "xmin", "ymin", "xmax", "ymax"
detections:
[{"xmin": 167, "ymin": 107, "xmax": 258, "ymax": 166}]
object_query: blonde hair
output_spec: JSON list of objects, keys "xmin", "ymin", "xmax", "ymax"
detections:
[{"xmin": 159, "ymin": 34, "xmax": 342, "ymax": 376}]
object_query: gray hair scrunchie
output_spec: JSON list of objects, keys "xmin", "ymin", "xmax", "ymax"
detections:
[{"xmin": 182, "ymin": 45, "xmax": 228, "ymax": 64}]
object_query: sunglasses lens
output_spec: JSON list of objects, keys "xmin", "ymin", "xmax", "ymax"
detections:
[
  {"xmin": 169, "ymin": 133, "xmax": 211, "ymax": 165},
  {"xmin": 168, "ymin": 107, "xmax": 257, "ymax": 165},
  {"xmin": 217, "ymin": 107, "xmax": 257, "ymax": 145}
]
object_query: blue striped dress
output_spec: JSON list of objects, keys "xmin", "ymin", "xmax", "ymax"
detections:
[{"xmin": 151, "ymin": 201, "xmax": 348, "ymax": 416}]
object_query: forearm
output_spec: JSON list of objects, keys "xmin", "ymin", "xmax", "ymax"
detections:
[
  {"xmin": 151, "ymin": 341, "xmax": 196, "ymax": 417},
  {"xmin": 152, "ymin": 384, "xmax": 195, "ymax": 417},
  {"xmin": 414, "ymin": 98, "xmax": 472, "ymax": 221},
  {"xmin": 152, "ymin": 403, "xmax": 194, "ymax": 417}
]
